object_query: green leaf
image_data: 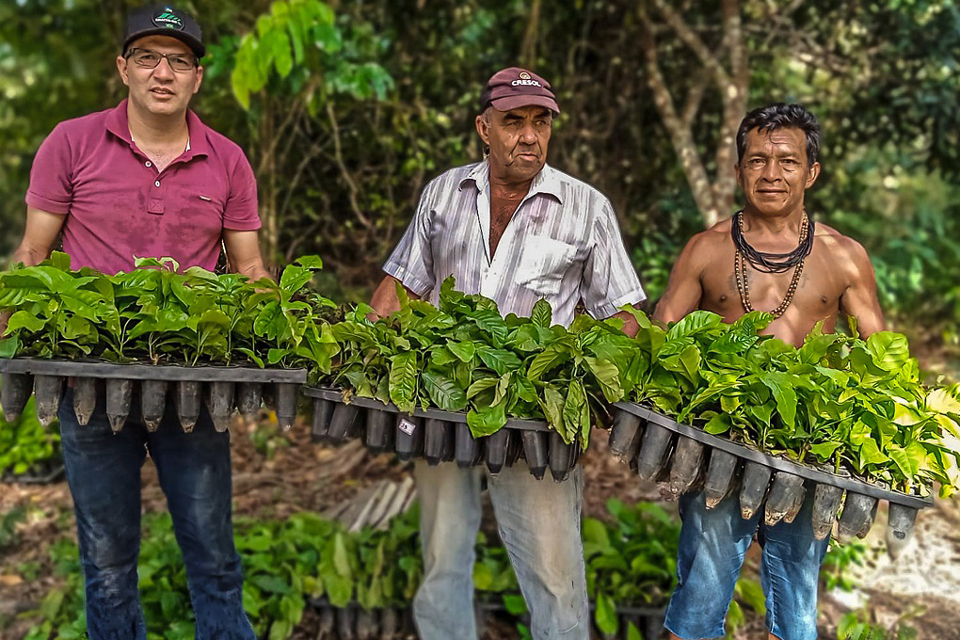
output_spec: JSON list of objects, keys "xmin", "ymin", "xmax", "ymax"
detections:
[
  {"xmin": 447, "ymin": 340, "xmax": 476, "ymax": 363},
  {"xmin": 760, "ymin": 372, "xmax": 798, "ymax": 429},
  {"xmin": 666, "ymin": 310, "xmax": 722, "ymax": 340},
  {"xmin": 531, "ymin": 299, "xmax": 552, "ymax": 328},
  {"xmin": 865, "ymin": 331, "xmax": 910, "ymax": 372},
  {"xmin": 584, "ymin": 356, "xmax": 623, "ymax": 402},
  {"xmin": 388, "ymin": 352, "xmax": 418, "ymax": 413},
  {"xmin": 477, "ymin": 347, "xmax": 522, "ymax": 376},
  {"xmin": 466, "ymin": 403, "xmax": 507, "ymax": 437},
  {"xmin": 703, "ymin": 413, "xmax": 732, "ymax": 435},
  {"xmin": 421, "ymin": 371, "xmax": 467, "ymax": 411},
  {"xmin": 594, "ymin": 592, "xmax": 618, "ymax": 635}
]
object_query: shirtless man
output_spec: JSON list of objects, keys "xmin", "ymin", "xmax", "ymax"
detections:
[{"xmin": 655, "ymin": 103, "xmax": 885, "ymax": 640}]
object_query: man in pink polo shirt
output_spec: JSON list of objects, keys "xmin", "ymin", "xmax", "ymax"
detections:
[{"xmin": 5, "ymin": 5, "xmax": 266, "ymax": 638}]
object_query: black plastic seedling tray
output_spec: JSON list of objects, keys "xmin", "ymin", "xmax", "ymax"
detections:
[
  {"xmin": 303, "ymin": 386, "xmax": 580, "ymax": 481},
  {"xmin": 610, "ymin": 402, "xmax": 932, "ymax": 556},
  {"xmin": 0, "ymin": 358, "xmax": 306, "ymax": 433},
  {"xmin": 309, "ymin": 599, "xmax": 410, "ymax": 640}
]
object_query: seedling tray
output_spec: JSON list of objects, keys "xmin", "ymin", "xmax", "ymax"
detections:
[
  {"xmin": 303, "ymin": 386, "xmax": 580, "ymax": 481},
  {"xmin": 309, "ymin": 599, "xmax": 410, "ymax": 640},
  {"xmin": 610, "ymin": 402, "xmax": 932, "ymax": 556},
  {"xmin": 1, "ymin": 358, "xmax": 306, "ymax": 433}
]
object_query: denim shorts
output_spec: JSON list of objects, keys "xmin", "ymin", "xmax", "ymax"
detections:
[{"xmin": 663, "ymin": 483, "xmax": 829, "ymax": 640}]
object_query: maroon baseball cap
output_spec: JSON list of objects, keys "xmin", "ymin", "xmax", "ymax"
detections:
[{"xmin": 479, "ymin": 67, "xmax": 560, "ymax": 114}]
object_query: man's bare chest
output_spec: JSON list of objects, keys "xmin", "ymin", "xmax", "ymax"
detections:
[{"xmin": 700, "ymin": 250, "xmax": 847, "ymax": 318}]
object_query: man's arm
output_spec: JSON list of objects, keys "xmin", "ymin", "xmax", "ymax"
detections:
[
  {"xmin": 2, "ymin": 208, "xmax": 66, "ymax": 336},
  {"xmin": 11, "ymin": 207, "xmax": 65, "ymax": 268},
  {"xmin": 652, "ymin": 233, "xmax": 708, "ymax": 324},
  {"xmin": 222, "ymin": 229, "xmax": 272, "ymax": 282},
  {"xmin": 369, "ymin": 275, "xmax": 419, "ymax": 318},
  {"xmin": 839, "ymin": 239, "xmax": 886, "ymax": 338}
]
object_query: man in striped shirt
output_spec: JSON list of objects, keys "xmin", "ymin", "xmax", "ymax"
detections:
[{"xmin": 370, "ymin": 67, "xmax": 646, "ymax": 640}]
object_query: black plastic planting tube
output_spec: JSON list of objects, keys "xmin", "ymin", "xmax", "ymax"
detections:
[
  {"xmin": 484, "ymin": 428, "xmax": 511, "ymax": 474},
  {"xmin": 329, "ymin": 403, "xmax": 361, "ymax": 442},
  {"xmin": 424, "ymin": 418, "xmax": 455, "ymax": 465},
  {"xmin": 455, "ymin": 422, "xmax": 484, "ymax": 468},
  {"xmin": 105, "ymin": 378, "xmax": 133, "ymax": 433},
  {"xmin": 635, "ymin": 422, "xmax": 674, "ymax": 482},
  {"xmin": 548, "ymin": 431, "xmax": 577, "ymax": 483},
  {"xmin": 140, "ymin": 379, "xmax": 168, "ymax": 432},
  {"xmin": 1, "ymin": 373, "xmax": 32, "ymax": 422},
  {"xmin": 236, "ymin": 381, "xmax": 262, "ymax": 419},
  {"xmin": 608, "ymin": 410, "xmax": 645, "ymax": 464},
  {"xmin": 33, "ymin": 375, "xmax": 62, "ymax": 426},
  {"xmin": 661, "ymin": 437, "xmax": 705, "ymax": 501},
  {"xmin": 73, "ymin": 377, "xmax": 98, "ymax": 426},
  {"xmin": 613, "ymin": 402, "xmax": 933, "ymax": 510},
  {"xmin": 703, "ymin": 449, "xmax": 739, "ymax": 509},
  {"xmin": 310, "ymin": 398, "xmax": 335, "ymax": 442},
  {"xmin": 395, "ymin": 415, "xmax": 424, "ymax": 461},
  {"xmin": 521, "ymin": 430, "xmax": 549, "ymax": 480},
  {"xmin": 364, "ymin": 408, "xmax": 394, "ymax": 453}
]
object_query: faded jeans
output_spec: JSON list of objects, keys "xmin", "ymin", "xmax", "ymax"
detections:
[
  {"xmin": 663, "ymin": 484, "xmax": 830, "ymax": 640},
  {"xmin": 413, "ymin": 460, "xmax": 589, "ymax": 640},
  {"xmin": 58, "ymin": 387, "xmax": 255, "ymax": 640}
]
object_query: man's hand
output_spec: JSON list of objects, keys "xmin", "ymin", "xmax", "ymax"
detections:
[{"xmin": 369, "ymin": 275, "xmax": 418, "ymax": 319}]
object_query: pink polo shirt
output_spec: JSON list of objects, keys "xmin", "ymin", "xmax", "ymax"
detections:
[{"xmin": 26, "ymin": 100, "xmax": 260, "ymax": 275}]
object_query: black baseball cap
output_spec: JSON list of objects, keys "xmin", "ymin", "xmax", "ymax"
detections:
[{"xmin": 123, "ymin": 5, "xmax": 205, "ymax": 59}]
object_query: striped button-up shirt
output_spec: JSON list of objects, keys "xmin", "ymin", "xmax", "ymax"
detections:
[{"xmin": 384, "ymin": 160, "xmax": 645, "ymax": 328}]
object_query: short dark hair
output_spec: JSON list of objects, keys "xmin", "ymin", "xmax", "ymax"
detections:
[{"xmin": 736, "ymin": 103, "xmax": 820, "ymax": 167}]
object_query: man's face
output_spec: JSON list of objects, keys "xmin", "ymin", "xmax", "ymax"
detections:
[
  {"xmin": 476, "ymin": 105, "xmax": 553, "ymax": 183},
  {"xmin": 117, "ymin": 35, "xmax": 203, "ymax": 119},
  {"xmin": 736, "ymin": 127, "xmax": 820, "ymax": 217}
]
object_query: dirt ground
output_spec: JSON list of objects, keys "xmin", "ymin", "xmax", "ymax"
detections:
[{"xmin": 1, "ymin": 408, "xmax": 959, "ymax": 639}]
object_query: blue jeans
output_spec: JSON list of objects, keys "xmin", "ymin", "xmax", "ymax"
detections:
[
  {"xmin": 664, "ymin": 485, "xmax": 829, "ymax": 640},
  {"xmin": 58, "ymin": 387, "xmax": 255, "ymax": 640},
  {"xmin": 413, "ymin": 460, "xmax": 589, "ymax": 640}
]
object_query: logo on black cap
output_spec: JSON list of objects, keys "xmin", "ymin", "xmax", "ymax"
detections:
[{"xmin": 152, "ymin": 8, "xmax": 184, "ymax": 30}]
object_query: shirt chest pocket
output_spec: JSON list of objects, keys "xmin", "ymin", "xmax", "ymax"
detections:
[{"xmin": 515, "ymin": 236, "xmax": 577, "ymax": 296}]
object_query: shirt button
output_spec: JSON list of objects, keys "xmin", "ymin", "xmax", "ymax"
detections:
[
  {"xmin": 155, "ymin": 180, "xmax": 161, "ymax": 187},
  {"xmin": 145, "ymin": 161, "xmax": 152, "ymax": 168}
]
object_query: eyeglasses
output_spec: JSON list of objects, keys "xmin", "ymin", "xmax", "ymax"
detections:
[{"xmin": 125, "ymin": 48, "xmax": 198, "ymax": 72}]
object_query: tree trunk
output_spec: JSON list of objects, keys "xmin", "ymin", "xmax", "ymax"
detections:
[{"xmin": 639, "ymin": 0, "xmax": 749, "ymax": 229}]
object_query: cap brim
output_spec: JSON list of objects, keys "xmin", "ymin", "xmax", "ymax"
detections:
[
  {"xmin": 489, "ymin": 94, "xmax": 560, "ymax": 115},
  {"xmin": 124, "ymin": 30, "xmax": 205, "ymax": 58}
]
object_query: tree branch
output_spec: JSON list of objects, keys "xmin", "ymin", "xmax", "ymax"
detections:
[
  {"xmin": 639, "ymin": 10, "xmax": 720, "ymax": 226},
  {"xmin": 650, "ymin": 0, "xmax": 731, "ymax": 87}
]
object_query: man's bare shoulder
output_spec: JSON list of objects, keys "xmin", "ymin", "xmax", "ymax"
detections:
[
  {"xmin": 814, "ymin": 222, "xmax": 870, "ymax": 262},
  {"xmin": 685, "ymin": 218, "xmax": 731, "ymax": 250}
]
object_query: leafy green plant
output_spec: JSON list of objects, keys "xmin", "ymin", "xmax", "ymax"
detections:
[
  {"xmin": 0, "ymin": 252, "xmax": 338, "ymax": 373},
  {"xmin": 0, "ymin": 505, "xmax": 26, "ymax": 550},
  {"xmin": 821, "ymin": 540, "xmax": 870, "ymax": 592},
  {"xmin": 0, "ymin": 397, "xmax": 60, "ymax": 476},
  {"xmin": 583, "ymin": 500, "xmax": 680, "ymax": 636},
  {"xmin": 328, "ymin": 278, "xmax": 635, "ymax": 447},
  {"xmin": 622, "ymin": 309, "xmax": 960, "ymax": 496},
  {"xmin": 837, "ymin": 605, "xmax": 922, "ymax": 640}
]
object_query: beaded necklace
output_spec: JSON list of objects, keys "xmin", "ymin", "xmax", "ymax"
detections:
[{"xmin": 732, "ymin": 210, "xmax": 814, "ymax": 319}]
